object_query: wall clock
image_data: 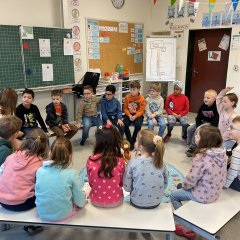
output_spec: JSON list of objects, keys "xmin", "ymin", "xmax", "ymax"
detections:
[{"xmin": 111, "ymin": 0, "xmax": 125, "ymax": 9}]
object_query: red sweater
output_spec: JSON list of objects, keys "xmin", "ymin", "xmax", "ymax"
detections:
[{"xmin": 165, "ymin": 93, "xmax": 189, "ymax": 116}]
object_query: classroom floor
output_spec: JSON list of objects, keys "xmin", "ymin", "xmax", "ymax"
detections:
[{"xmin": 1, "ymin": 113, "xmax": 240, "ymax": 240}]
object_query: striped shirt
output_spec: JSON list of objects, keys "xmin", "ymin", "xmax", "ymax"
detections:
[{"xmin": 225, "ymin": 145, "xmax": 240, "ymax": 188}]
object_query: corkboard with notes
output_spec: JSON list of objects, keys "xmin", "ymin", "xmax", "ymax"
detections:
[{"xmin": 87, "ymin": 18, "xmax": 143, "ymax": 74}]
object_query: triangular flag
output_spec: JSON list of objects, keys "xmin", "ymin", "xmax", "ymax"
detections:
[
  {"xmin": 209, "ymin": 0, "xmax": 216, "ymax": 14},
  {"xmin": 178, "ymin": 0, "xmax": 185, "ymax": 13},
  {"xmin": 189, "ymin": 0, "xmax": 196, "ymax": 2},
  {"xmin": 154, "ymin": 0, "xmax": 158, "ymax": 5},
  {"xmin": 232, "ymin": 0, "xmax": 239, "ymax": 11},
  {"xmin": 171, "ymin": 0, "xmax": 177, "ymax": 6}
]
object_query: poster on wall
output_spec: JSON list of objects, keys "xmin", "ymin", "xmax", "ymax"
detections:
[
  {"xmin": 231, "ymin": 35, "xmax": 240, "ymax": 49},
  {"xmin": 202, "ymin": 13, "xmax": 211, "ymax": 27},
  {"xmin": 208, "ymin": 51, "xmax": 221, "ymax": 61},
  {"xmin": 219, "ymin": 34, "xmax": 230, "ymax": 51},
  {"xmin": 198, "ymin": 38, "xmax": 207, "ymax": 52}
]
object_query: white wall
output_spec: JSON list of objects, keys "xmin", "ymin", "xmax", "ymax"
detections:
[
  {"xmin": 150, "ymin": 0, "xmax": 240, "ymax": 113},
  {"xmin": 0, "ymin": 0, "xmax": 62, "ymax": 27}
]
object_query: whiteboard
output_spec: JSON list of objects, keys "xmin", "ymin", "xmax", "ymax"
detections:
[{"xmin": 146, "ymin": 37, "xmax": 176, "ymax": 82}]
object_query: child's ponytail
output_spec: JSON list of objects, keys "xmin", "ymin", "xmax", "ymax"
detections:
[
  {"xmin": 19, "ymin": 128, "xmax": 49, "ymax": 159},
  {"xmin": 153, "ymin": 136, "xmax": 164, "ymax": 169}
]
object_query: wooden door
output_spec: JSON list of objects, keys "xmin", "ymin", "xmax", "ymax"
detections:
[{"xmin": 186, "ymin": 29, "xmax": 231, "ymax": 113}]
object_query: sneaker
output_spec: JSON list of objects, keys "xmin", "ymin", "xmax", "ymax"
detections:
[
  {"xmin": 80, "ymin": 140, "xmax": 85, "ymax": 146},
  {"xmin": 163, "ymin": 134, "xmax": 171, "ymax": 143},
  {"xmin": 23, "ymin": 225, "xmax": 43, "ymax": 233},
  {"xmin": 177, "ymin": 183, "xmax": 183, "ymax": 189},
  {"xmin": 185, "ymin": 148, "xmax": 194, "ymax": 157}
]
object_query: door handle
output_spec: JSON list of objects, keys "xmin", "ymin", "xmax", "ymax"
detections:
[{"xmin": 193, "ymin": 68, "xmax": 199, "ymax": 74}]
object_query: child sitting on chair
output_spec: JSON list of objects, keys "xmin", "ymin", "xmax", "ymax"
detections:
[
  {"xmin": 75, "ymin": 85, "xmax": 102, "ymax": 145},
  {"xmin": 163, "ymin": 80, "xmax": 189, "ymax": 143},
  {"xmin": 145, "ymin": 83, "xmax": 166, "ymax": 137},
  {"xmin": 123, "ymin": 129, "xmax": 168, "ymax": 209},
  {"xmin": 123, "ymin": 80, "xmax": 145, "ymax": 150},
  {"xmin": 46, "ymin": 89, "xmax": 78, "ymax": 139}
]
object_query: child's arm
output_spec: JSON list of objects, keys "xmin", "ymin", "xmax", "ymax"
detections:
[
  {"xmin": 216, "ymin": 87, "xmax": 233, "ymax": 113},
  {"xmin": 179, "ymin": 96, "xmax": 189, "ymax": 116},
  {"xmin": 133, "ymin": 96, "xmax": 145, "ymax": 119},
  {"xmin": 123, "ymin": 94, "xmax": 131, "ymax": 117},
  {"xmin": 123, "ymin": 162, "xmax": 133, "ymax": 192},
  {"xmin": 45, "ymin": 105, "xmax": 57, "ymax": 127},
  {"xmin": 72, "ymin": 171, "xmax": 86, "ymax": 207},
  {"xmin": 145, "ymin": 97, "xmax": 152, "ymax": 118},
  {"xmin": 101, "ymin": 99, "xmax": 109, "ymax": 123},
  {"xmin": 183, "ymin": 155, "xmax": 205, "ymax": 190},
  {"xmin": 75, "ymin": 99, "xmax": 84, "ymax": 128},
  {"xmin": 154, "ymin": 96, "xmax": 164, "ymax": 117},
  {"xmin": 35, "ymin": 105, "xmax": 49, "ymax": 133},
  {"xmin": 164, "ymin": 96, "xmax": 174, "ymax": 115},
  {"xmin": 225, "ymin": 147, "xmax": 240, "ymax": 188},
  {"xmin": 61, "ymin": 103, "xmax": 69, "ymax": 125}
]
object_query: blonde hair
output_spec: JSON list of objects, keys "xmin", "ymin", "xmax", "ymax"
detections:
[
  {"xmin": 19, "ymin": 128, "xmax": 49, "ymax": 159},
  {"xmin": 205, "ymin": 89, "xmax": 217, "ymax": 99},
  {"xmin": 50, "ymin": 137, "xmax": 72, "ymax": 169},
  {"xmin": 137, "ymin": 129, "xmax": 164, "ymax": 168},
  {"xmin": 150, "ymin": 83, "xmax": 161, "ymax": 92}
]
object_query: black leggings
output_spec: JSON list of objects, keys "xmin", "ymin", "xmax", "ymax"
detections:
[{"xmin": 1, "ymin": 196, "xmax": 36, "ymax": 212}]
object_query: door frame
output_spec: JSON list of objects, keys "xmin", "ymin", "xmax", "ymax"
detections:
[{"xmin": 185, "ymin": 28, "xmax": 232, "ymax": 109}]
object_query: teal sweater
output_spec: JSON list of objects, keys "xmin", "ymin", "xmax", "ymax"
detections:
[{"xmin": 0, "ymin": 138, "xmax": 12, "ymax": 166}]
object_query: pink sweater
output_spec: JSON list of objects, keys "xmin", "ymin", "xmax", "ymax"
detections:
[
  {"xmin": 216, "ymin": 89, "xmax": 236, "ymax": 141},
  {"xmin": 0, "ymin": 150, "xmax": 43, "ymax": 205},
  {"xmin": 86, "ymin": 154, "xmax": 125, "ymax": 205},
  {"xmin": 184, "ymin": 147, "xmax": 227, "ymax": 203}
]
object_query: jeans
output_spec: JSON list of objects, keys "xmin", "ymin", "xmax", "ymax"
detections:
[
  {"xmin": 82, "ymin": 115, "xmax": 102, "ymax": 142},
  {"xmin": 170, "ymin": 189, "xmax": 199, "ymax": 209},
  {"xmin": 167, "ymin": 115, "xmax": 189, "ymax": 138},
  {"xmin": 123, "ymin": 115, "xmax": 143, "ymax": 146},
  {"xmin": 229, "ymin": 177, "xmax": 240, "ymax": 192},
  {"xmin": 147, "ymin": 116, "xmax": 166, "ymax": 137}
]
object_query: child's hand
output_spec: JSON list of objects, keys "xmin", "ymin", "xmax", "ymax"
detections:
[
  {"xmin": 152, "ymin": 118, "xmax": 158, "ymax": 126},
  {"xmin": 149, "ymin": 113, "xmax": 155, "ymax": 119},
  {"xmin": 62, "ymin": 124, "xmax": 71, "ymax": 132},
  {"xmin": 46, "ymin": 131, "xmax": 51, "ymax": 137},
  {"xmin": 75, "ymin": 123, "xmax": 82, "ymax": 129},
  {"xmin": 107, "ymin": 120, "xmax": 112, "ymax": 126},
  {"xmin": 225, "ymin": 86, "xmax": 234, "ymax": 92},
  {"xmin": 130, "ymin": 115, "xmax": 136, "ymax": 121},
  {"xmin": 117, "ymin": 119, "xmax": 124, "ymax": 126}
]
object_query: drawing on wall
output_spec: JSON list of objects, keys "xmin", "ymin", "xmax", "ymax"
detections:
[
  {"xmin": 177, "ymin": 5, "xmax": 185, "ymax": 18},
  {"xmin": 146, "ymin": 38, "xmax": 176, "ymax": 82},
  {"xmin": 211, "ymin": 12, "xmax": 221, "ymax": 26},
  {"xmin": 232, "ymin": 11, "xmax": 240, "ymax": 25},
  {"xmin": 202, "ymin": 13, "xmax": 211, "ymax": 27},
  {"xmin": 208, "ymin": 51, "xmax": 221, "ymax": 61},
  {"xmin": 168, "ymin": 6, "xmax": 175, "ymax": 19}
]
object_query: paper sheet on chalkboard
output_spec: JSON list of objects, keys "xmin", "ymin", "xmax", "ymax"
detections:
[{"xmin": 42, "ymin": 64, "xmax": 53, "ymax": 81}]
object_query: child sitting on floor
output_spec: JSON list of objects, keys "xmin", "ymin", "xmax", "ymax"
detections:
[
  {"xmin": 123, "ymin": 129, "xmax": 168, "ymax": 209},
  {"xmin": 35, "ymin": 137, "xmax": 86, "ymax": 221},
  {"xmin": 145, "ymin": 83, "xmax": 166, "ymax": 137},
  {"xmin": 86, "ymin": 124, "xmax": 125, "ymax": 208},
  {"xmin": 0, "ymin": 128, "xmax": 49, "ymax": 211},
  {"xmin": 216, "ymin": 87, "xmax": 238, "ymax": 149}
]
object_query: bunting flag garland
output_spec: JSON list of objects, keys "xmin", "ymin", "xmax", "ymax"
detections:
[
  {"xmin": 154, "ymin": 0, "xmax": 158, "ymax": 4},
  {"xmin": 232, "ymin": 0, "xmax": 239, "ymax": 11},
  {"xmin": 209, "ymin": 0, "xmax": 216, "ymax": 14},
  {"xmin": 178, "ymin": 0, "xmax": 185, "ymax": 13},
  {"xmin": 171, "ymin": 0, "xmax": 177, "ymax": 6},
  {"xmin": 189, "ymin": 0, "xmax": 196, "ymax": 2}
]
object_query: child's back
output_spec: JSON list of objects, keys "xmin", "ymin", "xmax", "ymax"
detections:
[{"xmin": 35, "ymin": 137, "xmax": 85, "ymax": 221}]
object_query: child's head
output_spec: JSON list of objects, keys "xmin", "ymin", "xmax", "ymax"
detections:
[
  {"xmin": 0, "ymin": 87, "xmax": 18, "ymax": 115},
  {"xmin": 204, "ymin": 89, "xmax": 217, "ymax": 106},
  {"xmin": 105, "ymin": 85, "xmax": 116, "ymax": 100},
  {"xmin": 173, "ymin": 80, "xmax": 183, "ymax": 96},
  {"xmin": 83, "ymin": 85, "xmax": 94, "ymax": 100},
  {"xmin": 50, "ymin": 137, "xmax": 72, "ymax": 169},
  {"xmin": 136, "ymin": 129, "xmax": 165, "ymax": 169},
  {"xmin": 149, "ymin": 83, "xmax": 161, "ymax": 97},
  {"xmin": 194, "ymin": 125, "xmax": 222, "ymax": 154},
  {"xmin": 94, "ymin": 124, "xmax": 122, "ymax": 178},
  {"xmin": 0, "ymin": 116, "xmax": 22, "ymax": 140},
  {"xmin": 222, "ymin": 92, "xmax": 238, "ymax": 110},
  {"xmin": 22, "ymin": 88, "xmax": 35, "ymax": 107},
  {"xmin": 19, "ymin": 128, "xmax": 49, "ymax": 159},
  {"xmin": 51, "ymin": 89, "xmax": 62, "ymax": 106},
  {"xmin": 129, "ymin": 80, "xmax": 141, "ymax": 97},
  {"xmin": 229, "ymin": 116, "xmax": 240, "ymax": 142}
]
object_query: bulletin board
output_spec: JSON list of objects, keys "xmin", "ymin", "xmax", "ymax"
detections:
[
  {"xmin": 146, "ymin": 36, "xmax": 176, "ymax": 82},
  {"xmin": 87, "ymin": 18, "xmax": 143, "ymax": 74},
  {"xmin": 0, "ymin": 25, "xmax": 25, "ymax": 89},
  {"xmin": 22, "ymin": 27, "xmax": 74, "ymax": 88}
]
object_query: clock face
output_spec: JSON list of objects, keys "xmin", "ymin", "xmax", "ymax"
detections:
[{"xmin": 111, "ymin": 0, "xmax": 125, "ymax": 9}]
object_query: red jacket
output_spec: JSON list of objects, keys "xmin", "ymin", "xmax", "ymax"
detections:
[{"xmin": 165, "ymin": 93, "xmax": 189, "ymax": 116}]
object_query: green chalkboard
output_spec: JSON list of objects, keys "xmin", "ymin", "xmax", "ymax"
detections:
[
  {"xmin": 0, "ymin": 25, "xmax": 25, "ymax": 89},
  {"xmin": 22, "ymin": 27, "xmax": 74, "ymax": 88}
]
